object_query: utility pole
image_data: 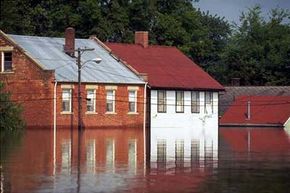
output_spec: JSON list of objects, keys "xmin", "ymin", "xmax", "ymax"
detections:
[{"xmin": 76, "ymin": 47, "xmax": 95, "ymax": 131}]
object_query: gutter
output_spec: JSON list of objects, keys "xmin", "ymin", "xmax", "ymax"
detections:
[
  {"xmin": 143, "ymin": 82, "xmax": 148, "ymax": 171},
  {"xmin": 53, "ymin": 80, "xmax": 57, "ymax": 175}
]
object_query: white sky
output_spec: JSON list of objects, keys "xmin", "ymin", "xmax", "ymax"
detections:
[{"xmin": 192, "ymin": 0, "xmax": 290, "ymax": 24}]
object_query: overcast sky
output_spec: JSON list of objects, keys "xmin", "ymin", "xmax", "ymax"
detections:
[{"xmin": 192, "ymin": 0, "xmax": 290, "ymax": 24}]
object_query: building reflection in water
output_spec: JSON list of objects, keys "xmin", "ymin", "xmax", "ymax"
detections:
[
  {"xmin": 150, "ymin": 126, "xmax": 218, "ymax": 171},
  {"xmin": 4, "ymin": 126, "xmax": 290, "ymax": 193}
]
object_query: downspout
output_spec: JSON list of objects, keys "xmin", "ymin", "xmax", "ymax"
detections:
[
  {"xmin": 143, "ymin": 82, "xmax": 148, "ymax": 171},
  {"xmin": 53, "ymin": 80, "xmax": 57, "ymax": 175}
]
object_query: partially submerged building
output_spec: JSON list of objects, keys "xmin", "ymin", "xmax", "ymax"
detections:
[
  {"xmin": 220, "ymin": 96, "xmax": 290, "ymax": 128},
  {"xmin": 0, "ymin": 28, "xmax": 146, "ymax": 128},
  {"xmin": 104, "ymin": 31, "xmax": 224, "ymax": 163}
]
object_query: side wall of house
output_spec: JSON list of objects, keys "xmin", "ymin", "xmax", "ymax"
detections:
[
  {"xmin": 0, "ymin": 35, "xmax": 55, "ymax": 128},
  {"xmin": 56, "ymin": 83, "xmax": 145, "ymax": 128},
  {"xmin": 150, "ymin": 90, "xmax": 219, "ymax": 163}
]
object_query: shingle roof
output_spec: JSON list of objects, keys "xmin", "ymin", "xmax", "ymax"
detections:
[
  {"xmin": 8, "ymin": 35, "xmax": 144, "ymax": 84},
  {"xmin": 220, "ymin": 96, "xmax": 290, "ymax": 126},
  {"xmin": 105, "ymin": 43, "xmax": 224, "ymax": 90},
  {"xmin": 219, "ymin": 86, "xmax": 290, "ymax": 115}
]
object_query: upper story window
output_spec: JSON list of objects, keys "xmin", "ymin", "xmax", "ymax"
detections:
[
  {"xmin": 1, "ymin": 52, "xmax": 13, "ymax": 72},
  {"xmin": 86, "ymin": 89, "xmax": 96, "ymax": 113},
  {"xmin": 176, "ymin": 91, "xmax": 184, "ymax": 113},
  {"xmin": 157, "ymin": 90, "xmax": 166, "ymax": 113},
  {"xmin": 62, "ymin": 89, "xmax": 72, "ymax": 112},
  {"xmin": 191, "ymin": 91, "xmax": 200, "ymax": 113},
  {"xmin": 106, "ymin": 90, "xmax": 115, "ymax": 113},
  {"xmin": 205, "ymin": 91, "xmax": 213, "ymax": 114},
  {"xmin": 128, "ymin": 90, "xmax": 137, "ymax": 113}
]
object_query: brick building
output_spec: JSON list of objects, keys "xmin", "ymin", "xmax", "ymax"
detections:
[{"xmin": 0, "ymin": 29, "xmax": 146, "ymax": 128}]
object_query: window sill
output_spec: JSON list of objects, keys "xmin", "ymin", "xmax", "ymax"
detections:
[
  {"xmin": 128, "ymin": 112, "xmax": 139, "ymax": 115},
  {"xmin": 85, "ymin": 112, "xmax": 98, "ymax": 115},
  {"xmin": 61, "ymin": 112, "xmax": 73, "ymax": 115},
  {"xmin": 0, "ymin": 71, "xmax": 14, "ymax": 74},
  {"xmin": 105, "ymin": 112, "xmax": 117, "ymax": 115}
]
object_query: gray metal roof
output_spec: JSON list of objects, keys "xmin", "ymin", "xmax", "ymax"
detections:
[{"xmin": 8, "ymin": 34, "xmax": 144, "ymax": 84}]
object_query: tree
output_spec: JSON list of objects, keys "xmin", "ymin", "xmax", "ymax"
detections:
[
  {"xmin": 0, "ymin": 82, "xmax": 24, "ymax": 132},
  {"xmin": 221, "ymin": 6, "xmax": 290, "ymax": 85}
]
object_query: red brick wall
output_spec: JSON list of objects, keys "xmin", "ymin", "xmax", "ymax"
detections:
[
  {"xmin": 56, "ymin": 83, "xmax": 145, "ymax": 128},
  {"xmin": 0, "ymin": 35, "xmax": 55, "ymax": 127}
]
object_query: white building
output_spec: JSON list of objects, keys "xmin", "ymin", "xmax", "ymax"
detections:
[{"xmin": 105, "ymin": 31, "xmax": 224, "ymax": 164}]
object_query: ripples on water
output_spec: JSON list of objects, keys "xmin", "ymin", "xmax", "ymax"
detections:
[{"xmin": 1, "ymin": 127, "xmax": 290, "ymax": 193}]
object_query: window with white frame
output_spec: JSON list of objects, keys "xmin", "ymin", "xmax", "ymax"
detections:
[
  {"xmin": 62, "ymin": 89, "xmax": 72, "ymax": 112},
  {"xmin": 176, "ymin": 91, "xmax": 184, "ymax": 113},
  {"xmin": 1, "ymin": 52, "xmax": 13, "ymax": 72},
  {"xmin": 191, "ymin": 91, "xmax": 200, "ymax": 113},
  {"xmin": 157, "ymin": 90, "xmax": 166, "ymax": 113},
  {"xmin": 128, "ymin": 90, "xmax": 137, "ymax": 113},
  {"xmin": 106, "ymin": 90, "xmax": 115, "ymax": 113},
  {"xmin": 86, "ymin": 89, "xmax": 96, "ymax": 112},
  {"xmin": 205, "ymin": 91, "xmax": 213, "ymax": 113}
]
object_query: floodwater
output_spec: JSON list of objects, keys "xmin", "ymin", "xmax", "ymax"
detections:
[{"xmin": 1, "ymin": 127, "xmax": 290, "ymax": 193}]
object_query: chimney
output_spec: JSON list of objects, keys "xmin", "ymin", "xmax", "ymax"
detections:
[
  {"xmin": 64, "ymin": 27, "xmax": 75, "ymax": 57},
  {"xmin": 231, "ymin": 78, "xmax": 240, "ymax": 86},
  {"xmin": 135, "ymin": 31, "xmax": 148, "ymax": 48}
]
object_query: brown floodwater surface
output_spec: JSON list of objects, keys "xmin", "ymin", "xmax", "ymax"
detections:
[{"xmin": 1, "ymin": 127, "xmax": 290, "ymax": 193}]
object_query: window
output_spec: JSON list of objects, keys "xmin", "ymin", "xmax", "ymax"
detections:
[
  {"xmin": 157, "ymin": 90, "xmax": 166, "ymax": 113},
  {"xmin": 205, "ymin": 91, "xmax": 213, "ymax": 104},
  {"xmin": 205, "ymin": 91, "xmax": 213, "ymax": 114},
  {"xmin": 86, "ymin": 89, "xmax": 96, "ymax": 112},
  {"xmin": 128, "ymin": 90, "xmax": 137, "ymax": 113},
  {"xmin": 1, "ymin": 52, "xmax": 12, "ymax": 72},
  {"xmin": 175, "ymin": 91, "xmax": 184, "ymax": 113},
  {"xmin": 106, "ymin": 90, "xmax": 115, "ymax": 113},
  {"xmin": 191, "ymin": 91, "xmax": 200, "ymax": 113},
  {"xmin": 62, "ymin": 89, "xmax": 72, "ymax": 112}
]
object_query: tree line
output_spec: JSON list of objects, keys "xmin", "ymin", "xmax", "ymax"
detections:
[{"xmin": 1, "ymin": 0, "xmax": 289, "ymax": 85}]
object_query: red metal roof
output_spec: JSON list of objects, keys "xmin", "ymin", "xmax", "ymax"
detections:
[
  {"xmin": 220, "ymin": 96, "xmax": 290, "ymax": 126},
  {"xmin": 106, "ymin": 43, "xmax": 224, "ymax": 90}
]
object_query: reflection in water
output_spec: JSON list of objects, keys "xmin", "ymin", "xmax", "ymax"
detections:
[
  {"xmin": 128, "ymin": 139, "xmax": 137, "ymax": 173},
  {"xmin": 1, "ymin": 127, "xmax": 290, "ymax": 193},
  {"xmin": 106, "ymin": 139, "xmax": 115, "ymax": 171},
  {"xmin": 61, "ymin": 140, "xmax": 71, "ymax": 173},
  {"xmin": 86, "ymin": 139, "xmax": 96, "ymax": 173}
]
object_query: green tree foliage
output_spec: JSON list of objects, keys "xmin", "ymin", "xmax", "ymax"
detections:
[
  {"xmin": 1, "ymin": 1, "xmax": 289, "ymax": 85},
  {"xmin": 0, "ymin": 82, "xmax": 24, "ymax": 132},
  {"xmin": 220, "ymin": 6, "xmax": 290, "ymax": 85}
]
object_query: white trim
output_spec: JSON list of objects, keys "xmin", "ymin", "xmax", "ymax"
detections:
[
  {"xmin": 105, "ymin": 85, "xmax": 117, "ymax": 90},
  {"xmin": 86, "ymin": 85, "xmax": 98, "ymax": 89},
  {"xmin": 0, "ymin": 46, "xmax": 13, "ymax": 51},
  {"xmin": 61, "ymin": 84, "xmax": 74, "ymax": 89},
  {"xmin": 128, "ymin": 86, "xmax": 139, "ymax": 91}
]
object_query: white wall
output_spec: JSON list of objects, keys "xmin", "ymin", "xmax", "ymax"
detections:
[{"xmin": 150, "ymin": 90, "xmax": 219, "ymax": 167}]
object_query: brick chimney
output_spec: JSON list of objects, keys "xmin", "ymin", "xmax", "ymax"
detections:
[
  {"xmin": 64, "ymin": 27, "xmax": 75, "ymax": 57},
  {"xmin": 135, "ymin": 31, "xmax": 148, "ymax": 48},
  {"xmin": 231, "ymin": 78, "xmax": 240, "ymax": 86}
]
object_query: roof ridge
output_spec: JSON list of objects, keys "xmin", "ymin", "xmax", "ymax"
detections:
[{"xmin": 105, "ymin": 42, "xmax": 177, "ymax": 49}]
